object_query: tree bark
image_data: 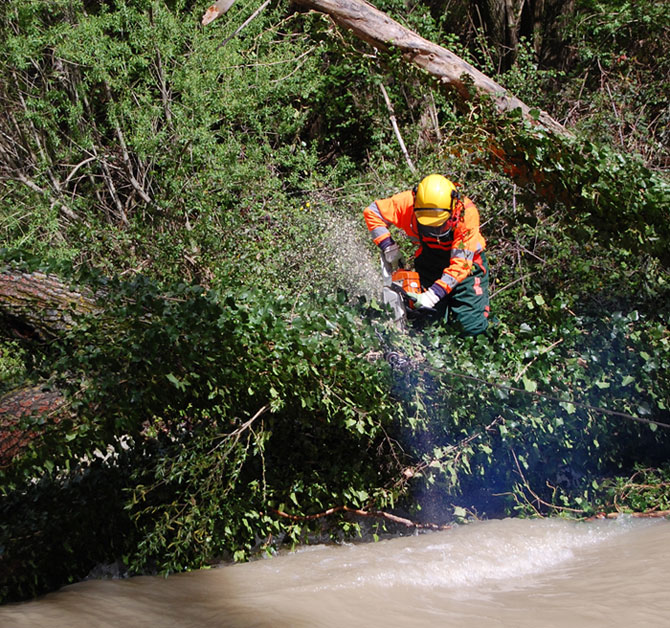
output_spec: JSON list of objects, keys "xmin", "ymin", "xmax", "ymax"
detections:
[
  {"xmin": 0, "ymin": 385, "xmax": 69, "ymax": 467},
  {"xmin": 529, "ymin": 0, "xmax": 576, "ymax": 68},
  {"xmin": 0, "ymin": 270, "xmax": 100, "ymax": 340},
  {"xmin": 472, "ymin": 0, "xmax": 577, "ymax": 69},
  {"xmin": 475, "ymin": 0, "xmax": 526, "ymax": 69}
]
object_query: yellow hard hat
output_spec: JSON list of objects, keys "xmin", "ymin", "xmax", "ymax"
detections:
[{"xmin": 414, "ymin": 174, "xmax": 458, "ymax": 226}]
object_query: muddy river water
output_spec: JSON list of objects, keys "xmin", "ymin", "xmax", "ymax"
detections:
[{"xmin": 3, "ymin": 516, "xmax": 670, "ymax": 627}]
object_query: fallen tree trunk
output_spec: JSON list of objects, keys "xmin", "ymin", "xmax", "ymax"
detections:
[
  {"xmin": 294, "ymin": 0, "xmax": 566, "ymax": 134},
  {"xmin": 203, "ymin": 0, "xmax": 567, "ymax": 136},
  {"xmin": 0, "ymin": 270, "xmax": 100, "ymax": 340}
]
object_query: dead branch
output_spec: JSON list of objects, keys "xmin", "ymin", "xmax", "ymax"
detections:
[
  {"xmin": 14, "ymin": 173, "xmax": 78, "ymax": 223},
  {"xmin": 510, "ymin": 448, "xmax": 586, "ymax": 515},
  {"xmin": 378, "ymin": 83, "xmax": 416, "ymax": 174},
  {"xmin": 217, "ymin": 0, "xmax": 271, "ymax": 48},
  {"xmin": 103, "ymin": 82, "xmax": 154, "ymax": 208},
  {"xmin": 271, "ymin": 505, "xmax": 451, "ymax": 530}
]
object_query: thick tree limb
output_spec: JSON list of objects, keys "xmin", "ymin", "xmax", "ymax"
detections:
[
  {"xmin": 0, "ymin": 270, "xmax": 94, "ymax": 463},
  {"xmin": 202, "ymin": 0, "xmax": 237, "ymax": 25}
]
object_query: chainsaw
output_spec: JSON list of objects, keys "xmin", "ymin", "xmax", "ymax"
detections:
[{"xmin": 380, "ymin": 254, "xmax": 435, "ymax": 328}]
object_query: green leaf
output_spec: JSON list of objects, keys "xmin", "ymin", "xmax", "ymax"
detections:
[
  {"xmin": 452, "ymin": 506, "xmax": 467, "ymax": 519},
  {"xmin": 522, "ymin": 376, "xmax": 537, "ymax": 392},
  {"xmin": 166, "ymin": 373, "xmax": 181, "ymax": 387}
]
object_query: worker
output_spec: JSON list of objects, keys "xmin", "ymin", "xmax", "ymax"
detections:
[{"xmin": 364, "ymin": 173, "xmax": 492, "ymax": 336}]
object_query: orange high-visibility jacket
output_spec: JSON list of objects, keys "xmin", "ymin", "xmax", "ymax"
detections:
[{"xmin": 363, "ymin": 189, "xmax": 486, "ymax": 295}]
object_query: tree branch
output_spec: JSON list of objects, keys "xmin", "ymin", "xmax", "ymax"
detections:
[
  {"xmin": 271, "ymin": 505, "xmax": 451, "ymax": 530},
  {"xmin": 217, "ymin": 0, "xmax": 271, "ymax": 48},
  {"xmin": 378, "ymin": 83, "xmax": 416, "ymax": 174}
]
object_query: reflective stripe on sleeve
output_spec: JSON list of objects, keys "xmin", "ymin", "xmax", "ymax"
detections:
[
  {"xmin": 366, "ymin": 202, "xmax": 388, "ymax": 223},
  {"xmin": 364, "ymin": 202, "xmax": 393, "ymax": 245},
  {"xmin": 437, "ymin": 274, "xmax": 458, "ymax": 292},
  {"xmin": 371, "ymin": 226, "xmax": 391, "ymax": 241},
  {"xmin": 451, "ymin": 248, "xmax": 475, "ymax": 262}
]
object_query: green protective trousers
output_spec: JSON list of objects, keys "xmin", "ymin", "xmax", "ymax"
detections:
[{"xmin": 415, "ymin": 250, "xmax": 492, "ymax": 336}]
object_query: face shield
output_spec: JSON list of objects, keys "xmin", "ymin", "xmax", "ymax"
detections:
[{"xmin": 415, "ymin": 208, "xmax": 454, "ymax": 241}]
